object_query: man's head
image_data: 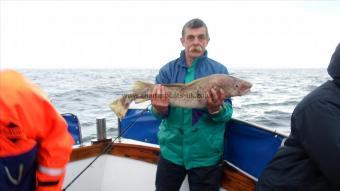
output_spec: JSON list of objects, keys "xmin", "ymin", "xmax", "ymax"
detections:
[{"xmin": 181, "ymin": 18, "xmax": 210, "ymax": 61}]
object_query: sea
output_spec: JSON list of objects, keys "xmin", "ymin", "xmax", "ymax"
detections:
[{"xmin": 18, "ymin": 68, "xmax": 330, "ymax": 142}]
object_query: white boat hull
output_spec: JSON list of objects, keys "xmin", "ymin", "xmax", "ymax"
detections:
[{"xmin": 64, "ymin": 141, "xmax": 231, "ymax": 191}]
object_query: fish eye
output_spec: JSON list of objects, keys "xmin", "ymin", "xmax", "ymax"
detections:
[{"xmin": 235, "ymin": 84, "xmax": 239, "ymax": 88}]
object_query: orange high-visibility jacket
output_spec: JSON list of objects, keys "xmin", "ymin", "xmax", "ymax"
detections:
[{"xmin": 0, "ymin": 70, "xmax": 74, "ymax": 191}]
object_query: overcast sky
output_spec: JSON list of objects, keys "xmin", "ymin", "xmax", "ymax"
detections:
[{"xmin": 1, "ymin": 1, "xmax": 340, "ymax": 69}]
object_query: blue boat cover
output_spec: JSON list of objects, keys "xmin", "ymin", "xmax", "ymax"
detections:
[
  {"xmin": 119, "ymin": 109, "xmax": 160, "ymax": 144},
  {"xmin": 225, "ymin": 120, "xmax": 284, "ymax": 179},
  {"xmin": 62, "ymin": 113, "xmax": 82, "ymax": 145},
  {"xmin": 119, "ymin": 109, "xmax": 285, "ymax": 179}
]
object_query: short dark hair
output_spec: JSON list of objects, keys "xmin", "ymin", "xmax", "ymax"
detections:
[{"xmin": 181, "ymin": 18, "xmax": 210, "ymax": 39}]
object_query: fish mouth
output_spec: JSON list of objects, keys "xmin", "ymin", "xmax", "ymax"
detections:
[
  {"xmin": 239, "ymin": 82, "xmax": 252, "ymax": 96},
  {"xmin": 240, "ymin": 88, "xmax": 251, "ymax": 96}
]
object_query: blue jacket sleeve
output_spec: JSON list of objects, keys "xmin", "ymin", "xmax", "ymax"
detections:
[{"xmin": 155, "ymin": 64, "xmax": 170, "ymax": 84}]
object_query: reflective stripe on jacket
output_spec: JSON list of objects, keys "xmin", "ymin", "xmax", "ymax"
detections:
[{"xmin": 0, "ymin": 70, "xmax": 74, "ymax": 191}]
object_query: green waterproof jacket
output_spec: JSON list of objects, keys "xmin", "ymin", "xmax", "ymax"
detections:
[{"xmin": 152, "ymin": 52, "xmax": 233, "ymax": 169}]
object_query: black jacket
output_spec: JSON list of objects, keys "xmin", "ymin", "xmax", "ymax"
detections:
[{"xmin": 256, "ymin": 43, "xmax": 340, "ymax": 191}]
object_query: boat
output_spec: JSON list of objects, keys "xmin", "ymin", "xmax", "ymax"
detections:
[{"xmin": 63, "ymin": 107, "xmax": 288, "ymax": 191}]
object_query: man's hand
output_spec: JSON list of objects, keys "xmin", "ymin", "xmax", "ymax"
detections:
[
  {"xmin": 150, "ymin": 85, "xmax": 169, "ymax": 115},
  {"xmin": 206, "ymin": 88, "xmax": 228, "ymax": 114}
]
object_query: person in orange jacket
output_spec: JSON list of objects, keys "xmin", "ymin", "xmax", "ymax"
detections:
[{"xmin": 0, "ymin": 70, "xmax": 74, "ymax": 191}]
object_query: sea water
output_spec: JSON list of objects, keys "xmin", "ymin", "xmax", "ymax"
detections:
[{"xmin": 19, "ymin": 68, "xmax": 330, "ymax": 142}]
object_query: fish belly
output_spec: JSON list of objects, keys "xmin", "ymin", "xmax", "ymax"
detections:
[{"xmin": 169, "ymin": 98, "xmax": 206, "ymax": 109}]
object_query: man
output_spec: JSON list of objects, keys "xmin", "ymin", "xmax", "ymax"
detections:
[
  {"xmin": 0, "ymin": 70, "xmax": 74, "ymax": 191},
  {"xmin": 256, "ymin": 43, "xmax": 340, "ymax": 191},
  {"xmin": 150, "ymin": 18, "xmax": 233, "ymax": 191}
]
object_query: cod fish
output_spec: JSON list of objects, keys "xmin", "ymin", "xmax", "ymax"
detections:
[{"xmin": 110, "ymin": 74, "xmax": 252, "ymax": 119}]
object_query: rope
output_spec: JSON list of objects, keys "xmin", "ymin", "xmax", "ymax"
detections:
[{"xmin": 62, "ymin": 107, "xmax": 150, "ymax": 191}]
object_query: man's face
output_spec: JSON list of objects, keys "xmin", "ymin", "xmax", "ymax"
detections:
[{"xmin": 181, "ymin": 27, "xmax": 209, "ymax": 59}]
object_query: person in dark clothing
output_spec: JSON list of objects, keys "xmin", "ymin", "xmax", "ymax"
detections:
[{"xmin": 256, "ymin": 43, "xmax": 340, "ymax": 191}]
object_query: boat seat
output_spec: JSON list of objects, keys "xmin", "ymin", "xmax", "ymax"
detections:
[{"xmin": 62, "ymin": 113, "xmax": 82, "ymax": 145}]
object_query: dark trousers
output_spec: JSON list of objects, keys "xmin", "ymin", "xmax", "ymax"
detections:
[{"xmin": 155, "ymin": 156, "xmax": 223, "ymax": 191}]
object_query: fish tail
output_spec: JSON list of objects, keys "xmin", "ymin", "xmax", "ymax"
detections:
[
  {"xmin": 110, "ymin": 81, "xmax": 153, "ymax": 118},
  {"xmin": 110, "ymin": 95, "xmax": 133, "ymax": 119}
]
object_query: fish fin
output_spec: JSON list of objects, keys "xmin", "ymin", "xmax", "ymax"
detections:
[
  {"xmin": 110, "ymin": 95, "xmax": 132, "ymax": 119},
  {"xmin": 133, "ymin": 81, "xmax": 153, "ymax": 93},
  {"xmin": 163, "ymin": 83, "xmax": 186, "ymax": 92},
  {"xmin": 163, "ymin": 83, "xmax": 185, "ymax": 88},
  {"xmin": 184, "ymin": 77, "xmax": 202, "ymax": 86},
  {"xmin": 134, "ymin": 98, "xmax": 148, "ymax": 103}
]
